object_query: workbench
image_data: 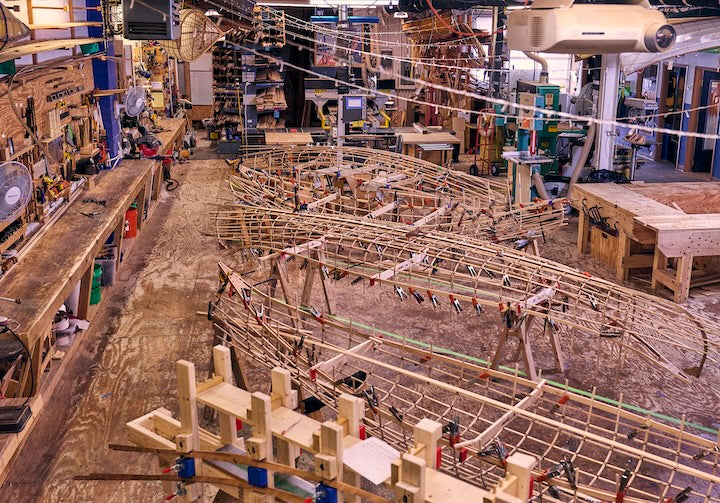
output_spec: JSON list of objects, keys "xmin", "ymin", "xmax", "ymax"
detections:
[
  {"xmin": 0, "ymin": 118, "xmax": 185, "ymax": 484},
  {"xmin": 397, "ymin": 130, "xmax": 460, "ymax": 165},
  {"xmin": 570, "ymin": 181, "xmax": 720, "ymax": 303}
]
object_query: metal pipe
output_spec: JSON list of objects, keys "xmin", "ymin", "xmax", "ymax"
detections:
[{"xmin": 523, "ymin": 51, "xmax": 548, "ymax": 84}]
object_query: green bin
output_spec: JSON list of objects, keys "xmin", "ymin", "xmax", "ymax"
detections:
[{"xmin": 90, "ymin": 264, "xmax": 102, "ymax": 305}]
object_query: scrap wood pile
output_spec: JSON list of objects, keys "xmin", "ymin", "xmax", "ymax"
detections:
[
  {"xmin": 210, "ymin": 262, "xmax": 720, "ymax": 503},
  {"xmin": 222, "ymin": 145, "xmax": 566, "ymax": 245}
]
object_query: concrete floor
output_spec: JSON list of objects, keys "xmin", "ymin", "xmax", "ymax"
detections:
[
  {"xmin": 634, "ymin": 158, "xmax": 715, "ymax": 183},
  {"xmin": 1, "ymin": 143, "xmax": 719, "ymax": 502}
]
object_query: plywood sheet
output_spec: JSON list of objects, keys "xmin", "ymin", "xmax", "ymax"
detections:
[
  {"xmin": 629, "ymin": 182, "xmax": 720, "ymax": 215},
  {"xmin": 264, "ymin": 132, "xmax": 313, "ymax": 146},
  {"xmin": 398, "ymin": 132, "xmax": 460, "ymax": 145}
]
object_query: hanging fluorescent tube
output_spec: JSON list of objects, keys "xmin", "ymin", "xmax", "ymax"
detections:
[{"xmin": 256, "ymin": 0, "xmax": 398, "ymax": 6}]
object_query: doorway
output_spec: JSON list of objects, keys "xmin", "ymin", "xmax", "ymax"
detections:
[
  {"xmin": 657, "ymin": 65, "xmax": 686, "ymax": 164},
  {"xmin": 689, "ymin": 69, "xmax": 720, "ymax": 172}
]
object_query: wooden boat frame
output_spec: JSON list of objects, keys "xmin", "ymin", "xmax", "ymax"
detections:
[
  {"xmin": 209, "ymin": 263, "xmax": 720, "ymax": 503},
  {"xmin": 223, "ymin": 145, "xmax": 567, "ymax": 246}
]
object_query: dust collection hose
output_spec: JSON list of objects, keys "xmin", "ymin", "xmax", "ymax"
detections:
[{"xmin": 567, "ymin": 122, "xmax": 596, "ymax": 201}]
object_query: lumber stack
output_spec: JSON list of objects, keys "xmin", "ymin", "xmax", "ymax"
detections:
[{"xmin": 255, "ymin": 86, "xmax": 287, "ymax": 111}]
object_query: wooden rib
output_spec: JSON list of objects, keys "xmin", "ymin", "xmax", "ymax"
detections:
[
  {"xmin": 209, "ymin": 266, "xmax": 720, "ymax": 503},
  {"xmin": 221, "ymin": 145, "xmax": 566, "ymax": 244},
  {"xmin": 214, "ymin": 206, "xmax": 718, "ymax": 380}
]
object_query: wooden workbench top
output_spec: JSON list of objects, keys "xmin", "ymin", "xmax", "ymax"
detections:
[
  {"xmin": 397, "ymin": 131, "xmax": 460, "ymax": 145},
  {"xmin": 628, "ymin": 181, "xmax": 720, "ymax": 215},
  {"xmin": 570, "ymin": 183, "xmax": 684, "ymax": 217},
  {"xmin": 264, "ymin": 131, "xmax": 313, "ymax": 145},
  {"xmin": 152, "ymin": 118, "xmax": 187, "ymax": 151},
  {"xmin": 0, "ymin": 118, "xmax": 185, "ymax": 347}
]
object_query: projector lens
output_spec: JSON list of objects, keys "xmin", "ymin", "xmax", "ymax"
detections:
[{"xmin": 655, "ymin": 25, "xmax": 676, "ymax": 50}]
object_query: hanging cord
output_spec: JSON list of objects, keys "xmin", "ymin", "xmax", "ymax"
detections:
[
  {"xmin": 1, "ymin": 321, "xmax": 34, "ymax": 408},
  {"xmin": 163, "ymin": 163, "xmax": 179, "ymax": 191}
]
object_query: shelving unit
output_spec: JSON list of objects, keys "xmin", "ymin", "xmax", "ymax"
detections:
[
  {"xmin": 211, "ymin": 12, "xmax": 289, "ymax": 152},
  {"xmin": 242, "ymin": 50, "xmax": 287, "ymax": 130},
  {"xmin": 212, "ymin": 33, "xmax": 244, "ymax": 147}
]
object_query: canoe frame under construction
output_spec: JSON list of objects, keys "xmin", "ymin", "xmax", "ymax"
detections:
[
  {"xmin": 206, "ymin": 264, "xmax": 720, "ymax": 503},
  {"xmin": 214, "ymin": 206, "xmax": 717, "ymax": 382},
  {"xmin": 222, "ymin": 145, "xmax": 567, "ymax": 247}
]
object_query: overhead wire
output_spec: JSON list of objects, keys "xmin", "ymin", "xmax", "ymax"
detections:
[
  {"xmin": 239, "ymin": 10, "xmax": 586, "ymax": 80},
  {"xmin": 246, "ymin": 16, "xmax": 620, "ymax": 124},
  {"xmin": 236, "ymin": 42, "xmax": 720, "ymax": 141},
  {"xmin": 221, "ymin": 3, "xmax": 719, "ymax": 140},
  {"xmin": 281, "ymin": 10, "xmax": 484, "ymax": 47}
]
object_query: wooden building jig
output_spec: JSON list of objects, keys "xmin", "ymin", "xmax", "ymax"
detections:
[{"xmin": 108, "ymin": 345, "xmax": 538, "ymax": 503}]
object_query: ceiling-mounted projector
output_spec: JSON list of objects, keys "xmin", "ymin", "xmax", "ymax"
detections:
[{"xmin": 507, "ymin": 0, "xmax": 676, "ymax": 54}]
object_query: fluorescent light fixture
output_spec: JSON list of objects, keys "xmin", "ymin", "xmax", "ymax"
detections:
[
  {"xmin": 257, "ymin": 0, "xmax": 398, "ymax": 6},
  {"xmin": 204, "ymin": 9, "xmax": 220, "ymax": 16}
]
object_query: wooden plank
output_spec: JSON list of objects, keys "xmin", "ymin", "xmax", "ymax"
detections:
[
  {"xmin": 264, "ymin": 132, "xmax": 313, "ymax": 145},
  {"xmin": 311, "ymin": 340, "xmax": 375, "ymax": 376},
  {"xmin": 623, "ymin": 253, "xmax": 654, "ymax": 269},
  {"xmin": 637, "ymin": 214, "xmax": 720, "ymax": 257},
  {"xmin": 270, "ymin": 406, "xmax": 319, "ymax": 452},
  {"xmin": 370, "ymin": 251, "xmax": 427, "ymax": 282},
  {"xmin": 261, "ymin": 238, "xmax": 325, "ymax": 262},
  {"xmin": 197, "ymin": 382, "xmax": 252, "ymax": 420},
  {"xmin": 366, "ymin": 201, "xmax": 399, "ymax": 219},
  {"xmin": 397, "ymin": 132, "xmax": 461, "ymax": 145},
  {"xmin": 454, "ymin": 381, "xmax": 545, "ymax": 450},
  {"xmin": 28, "ymin": 22, "xmax": 103, "ymax": 29},
  {"xmin": 306, "ymin": 193, "xmax": 338, "ymax": 210},
  {"xmin": 0, "ymin": 38, "xmax": 104, "ymax": 63},
  {"xmin": 409, "ymin": 206, "xmax": 448, "ymax": 228},
  {"xmin": 423, "ymin": 464, "xmax": 489, "ymax": 502},
  {"xmin": 616, "ymin": 232, "xmax": 631, "ymax": 280},
  {"xmin": 674, "ymin": 255, "xmax": 693, "ymax": 304},
  {"xmin": 361, "ymin": 173, "xmax": 407, "ymax": 189}
]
